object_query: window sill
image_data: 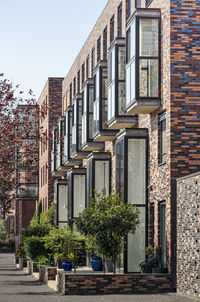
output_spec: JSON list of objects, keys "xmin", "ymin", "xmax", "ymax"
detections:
[{"xmin": 158, "ymin": 161, "xmax": 166, "ymax": 167}]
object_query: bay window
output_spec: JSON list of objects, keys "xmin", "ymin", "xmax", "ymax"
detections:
[{"xmin": 54, "ymin": 180, "xmax": 68, "ymax": 227}]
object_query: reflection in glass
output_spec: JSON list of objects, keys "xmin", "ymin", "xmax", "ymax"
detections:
[
  {"xmin": 139, "ymin": 59, "xmax": 159, "ymax": 98},
  {"xmin": 73, "ymin": 175, "xmax": 85, "ymax": 217},
  {"xmin": 95, "ymin": 161, "xmax": 110, "ymax": 195},
  {"xmin": 140, "ymin": 19, "xmax": 159, "ymax": 57},
  {"xmin": 58, "ymin": 185, "xmax": 68, "ymax": 224}
]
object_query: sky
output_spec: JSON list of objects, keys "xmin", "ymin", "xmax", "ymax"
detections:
[{"xmin": 0, "ymin": 0, "xmax": 108, "ymax": 100}]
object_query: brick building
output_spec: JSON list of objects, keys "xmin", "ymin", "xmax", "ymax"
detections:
[
  {"xmin": 37, "ymin": 78, "xmax": 63, "ymax": 211},
  {"xmin": 50, "ymin": 0, "xmax": 200, "ymax": 296},
  {"xmin": 15, "ymin": 105, "xmax": 39, "ymax": 240}
]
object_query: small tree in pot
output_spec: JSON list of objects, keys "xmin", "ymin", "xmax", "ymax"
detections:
[{"xmin": 75, "ymin": 192, "xmax": 140, "ymax": 274}]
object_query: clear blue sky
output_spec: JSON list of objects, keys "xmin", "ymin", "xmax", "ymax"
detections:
[{"xmin": 0, "ymin": 0, "xmax": 108, "ymax": 99}]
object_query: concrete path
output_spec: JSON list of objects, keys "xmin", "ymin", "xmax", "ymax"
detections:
[{"xmin": 0, "ymin": 253, "xmax": 197, "ymax": 302}]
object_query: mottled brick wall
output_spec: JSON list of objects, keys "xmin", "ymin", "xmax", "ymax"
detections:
[
  {"xmin": 170, "ymin": 0, "xmax": 200, "ymax": 179},
  {"xmin": 177, "ymin": 172, "xmax": 200, "ymax": 298},
  {"xmin": 57, "ymin": 272, "xmax": 172, "ymax": 295}
]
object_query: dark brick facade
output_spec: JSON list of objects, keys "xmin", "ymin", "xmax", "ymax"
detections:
[
  {"xmin": 57, "ymin": 272, "xmax": 173, "ymax": 295},
  {"xmin": 177, "ymin": 172, "xmax": 200, "ymax": 299},
  {"xmin": 15, "ymin": 199, "xmax": 36, "ymax": 236}
]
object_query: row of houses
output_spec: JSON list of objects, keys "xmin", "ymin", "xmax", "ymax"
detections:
[{"xmin": 9, "ymin": 0, "xmax": 200, "ymax": 298}]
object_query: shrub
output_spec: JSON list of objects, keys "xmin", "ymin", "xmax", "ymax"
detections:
[
  {"xmin": 40, "ymin": 205, "xmax": 54, "ymax": 226},
  {"xmin": 30, "ymin": 200, "xmax": 42, "ymax": 227},
  {"xmin": 22, "ymin": 224, "xmax": 51, "ymax": 239},
  {"xmin": 0, "ymin": 218, "xmax": 8, "ymax": 240},
  {"xmin": 24, "ymin": 236, "xmax": 46, "ymax": 261}
]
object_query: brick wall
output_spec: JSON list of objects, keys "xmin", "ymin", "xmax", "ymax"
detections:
[
  {"xmin": 37, "ymin": 77, "xmax": 63, "ymax": 210},
  {"xmin": 15, "ymin": 199, "xmax": 36, "ymax": 236},
  {"xmin": 177, "ymin": 172, "xmax": 200, "ymax": 298},
  {"xmin": 57, "ymin": 272, "xmax": 173, "ymax": 295}
]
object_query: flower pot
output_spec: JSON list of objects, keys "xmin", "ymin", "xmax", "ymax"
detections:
[
  {"xmin": 105, "ymin": 258, "xmax": 113, "ymax": 273},
  {"xmin": 62, "ymin": 261, "xmax": 72, "ymax": 271},
  {"xmin": 90, "ymin": 258, "xmax": 103, "ymax": 271}
]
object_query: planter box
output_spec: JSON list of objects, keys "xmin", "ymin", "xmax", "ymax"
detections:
[
  {"xmin": 57, "ymin": 272, "xmax": 173, "ymax": 295},
  {"xmin": 18, "ymin": 258, "xmax": 27, "ymax": 270},
  {"xmin": 31, "ymin": 262, "xmax": 39, "ymax": 273},
  {"xmin": 39, "ymin": 265, "xmax": 57, "ymax": 284}
]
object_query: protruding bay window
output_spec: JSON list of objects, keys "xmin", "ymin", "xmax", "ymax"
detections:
[
  {"xmin": 64, "ymin": 107, "xmax": 82, "ymax": 167},
  {"xmin": 86, "ymin": 152, "xmax": 111, "ymax": 206},
  {"xmin": 81, "ymin": 79, "xmax": 104, "ymax": 151},
  {"xmin": 107, "ymin": 38, "xmax": 137, "ymax": 129},
  {"xmin": 51, "ymin": 125, "xmax": 66, "ymax": 177},
  {"xmin": 56, "ymin": 117, "xmax": 66, "ymax": 172},
  {"xmin": 72, "ymin": 94, "xmax": 90, "ymax": 159},
  {"xmin": 54, "ymin": 180, "xmax": 68, "ymax": 227},
  {"xmin": 115, "ymin": 128, "xmax": 148, "ymax": 273},
  {"xmin": 68, "ymin": 168, "xmax": 86, "ymax": 225},
  {"xmin": 93, "ymin": 61, "xmax": 118, "ymax": 142},
  {"xmin": 126, "ymin": 9, "xmax": 161, "ymax": 114}
]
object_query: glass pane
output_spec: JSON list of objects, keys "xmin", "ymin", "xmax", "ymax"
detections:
[
  {"xmin": 108, "ymin": 85, "xmax": 112, "ymax": 121},
  {"xmin": 111, "ymin": 48, "xmax": 115, "ymax": 82},
  {"xmin": 126, "ymin": 29, "xmax": 131, "ymax": 63},
  {"xmin": 58, "ymin": 185, "xmax": 68, "ymax": 223},
  {"xmin": 126, "ymin": 64, "xmax": 131, "ymax": 106},
  {"xmin": 83, "ymin": 87, "xmax": 87, "ymax": 113},
  {"xmin": 102, "ymin": 75, "xmax": 108, "ymax": 99},
  {"xmin": 118, "ymin": 82, "xmax": 126, "ymax": 115},
  {"xmin": 115, "ymin": 138, "xmax": 124, "ymax": 199},
  {"xmin": 127, "ymin": 207, "xmax": 145, "ymax": 272},
  {"xmin": 139, "ymin": 59, "xmax": 159, "ymax": 98},
  {"xmin": 118, "ymin": 47, "xmax": 125, "ymax": 80},
  {"xmin": 96, "ymin": 69, "xmax": 99, "ymax": 99},
  {"xmin": 102, "ymin": 98, "xmax": 107, "ymax": 129},
  {"xmin": 128, "ymin": 139, "xmax": 146, "ymax": 205},
  {"xmin": 72, "ymin": 125, "xmax": 76, "ymax": 154},
  {"xmin": 160, "ymin": 203, "xmax": 167, "ymax": 267},
  {"xmin": 89, "ymin": 86, "xmax": 94, "ymax": 112},
  {"xmin": 111, "ymin": 83, "xmax": 115, "ymax": 118},
  {"xmin": 87, "ymin": 160, "xmax": 93, "ymax": 207},
  {"xmin": 108, "ymin": 52, "xmax": 112, "ymax": 85},
  {"xmin": 78, "ymin": 100, "xmax": 82, "ymax": 124},
  {"xmin": 95, "ymin": 161, "xmax": 110, "ymax": 195},
  {"xmin": 73, "ymin": 175, "xmax": 85, "ymax": 217},
  {"xmin": 130, "ymin": 19, "xmax": 136, "ymax": 59},
  {"xmin": 82, "ymin": 114, "xmax": 87, "ymax": 145},
  {"xmin": 89, "ymin": 113, "xmax": 93, "ymax": 139},
  {"xmin": 130, "ymin": 60, "xmax": 135, "ymax": 101},
  {"xmin": 140, "ymin": 19, "xmax": 159, "ymax": 57}
]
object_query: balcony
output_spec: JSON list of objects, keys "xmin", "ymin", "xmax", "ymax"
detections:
[
  {"xmin": 51, "ymin": 126, "xmax": 67, "ymax": 178},
  {"xmin": 63, "ymin": 107, "xmax": 82, "ymax": 168},
  {"xmin": 126, "ymin": 9, "xmax": 161, "ymax": 114},
  {"xmin": 67, "ymin": 168, "xmax": 86, "ymax": 224},
  {"xmin": 92, "ymin": 60, "xmax": 119, "ymax": 142},
  {"xmin": 115, "ymin": 128, "xmax": 148, "ymax": 273},
  {"xmin": 17, "ymin": 184, "xmax": 38, "ymax": 199},
  {"xmin": 54, "ymin": 179, "xmax": 68, "ymax": 227},
  {"xmin": 81, "ymin": 79, "xmax": 104, "ymax": 151},
  {"xmin": 71, "ymin": 94, "xmax": 90, "ymax": 159},
  {"xmin": 107, "ymin": 38, "xmax": 138, "ymax": 130},
  {"xmin": 86, "ymin": 152, "xmax": 111, "ymax": 206}
]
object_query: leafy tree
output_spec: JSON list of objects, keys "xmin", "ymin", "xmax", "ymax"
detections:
[
  {"xmin": 0, "ymin": 217, "xmax": 8, "ymax": 240},
  {"xmin": 0, "ymin": 74, "xmax": 42, "ymax": 218},
  {"xmin": 75, "ymin": 192, "xmax": 140, "ymax": 272},
  {"xmin": 30, "ymin": 201, "xmax": 42, "ymax": 227}
]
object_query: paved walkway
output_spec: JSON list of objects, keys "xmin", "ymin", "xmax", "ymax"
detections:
[{"xmin": 0, "ymin": 253, "xmax": 197, "ymax": 302}]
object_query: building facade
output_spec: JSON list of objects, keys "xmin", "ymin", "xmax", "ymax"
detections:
[
  {"xmin": 50, "ymin": 0, "xmax": 200, "ymax": 294},
  {"xmin": 38, "ymin": 78, "xmax": 63, "ymax": 211}
]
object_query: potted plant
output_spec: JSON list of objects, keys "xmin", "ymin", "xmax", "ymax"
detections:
[
  {"xmin": 86, "ymin": 237, "xmax": 103, "ymax": 271},
  {"xmin": 75, "ymin": 192, "xmax": 140, "ymax": 274},
  {"xmin": 44, "ymin": 227, "xmax": 82, "ymax": 271}
]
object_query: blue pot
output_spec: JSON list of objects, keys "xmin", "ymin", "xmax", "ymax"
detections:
[
  {"xmin": 90, "ymin": 258, "xmax": 103, "ymax": 271},
  {"xmin": 62, "ymin": 261, "xmax": 72, "ymax": 271}
]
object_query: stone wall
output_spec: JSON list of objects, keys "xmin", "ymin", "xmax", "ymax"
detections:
[{"xmin": 177, "ymin": 172, "xmax": 200, "ymax": 299}]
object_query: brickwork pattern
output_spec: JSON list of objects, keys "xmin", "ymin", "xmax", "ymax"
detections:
[
  {"xmin": 57, "ymin": 272, "xmax": 172, "ymax": 295},
  {"xmin": 177, "ymin": 172, "xmax": 200, "ymax": 298},
  {"xmin": 39, "ymin": 265, "xmax": 57, "ymax": 284}
]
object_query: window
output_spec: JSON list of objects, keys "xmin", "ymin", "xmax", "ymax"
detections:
[
  {"xmin": 97, "ymin": 37, "xmax": 101, "ymax": 62},
  {"xmin": 126, "ymin": 0, "xmax": 131, "ymax": 20},
  {"xmin": 82, "ymin": 63, "xmax": 85, "ymax": 85},
  {"xmin": 117, "ymin": 3, "xmax": 122, "ymax": 37},
  {"xmin": 146, "ymin": 0, "xmax": 152, "ymax": 6},
  {"xmin": 135, "ymin": 0, "xmax": 142, "ymax": 7},
  {"xmin": 159, "ymin": 113, "xmax": 166, "ymax": 163},
  {"xmin": 91, "ymin": 47, "xmax": 95, "ymax": 75},
  {"xmin": 73, "ymin": 77, "xmax": 76, "ymax": 97},
  {"xmin": 110, "ymin": 15, "xmax": 114, "ymax": 43},
  {"xmin": 86, "ymin": 56, "xmax": 90, "ymax": 79},
  {"xmin": 70, "ymin": 83, "xmax": 72, "ymax": 105},
  {"xmin": 77, "ymin": 71, "xmax": 80, "ymax": 93},
  {"xmin": 103, "ymin": 27, "xmax": 107, "ymax": 60},
  {"xmin": 159, "ymin": 202, "xmax": 167, "ymax": 267}
]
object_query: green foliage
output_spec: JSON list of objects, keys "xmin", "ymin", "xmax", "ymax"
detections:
[
  {"xmin": 16, "ymin": 244, "xmax": 26, "ymax": 258},
  {"xmin": 22, "ymin": 224, "xmax": 51, "ymax": 239},
  {"xmin": 0, "ymin": 218, "xmax": 8, "ymax": 240},
  {"xmin": 75, "ymin": 192, "xmax": 140, "ymax": 261},
  {"xmin": 30, "ymin": 200, "xmax": 42, "ymax": 227},
  {"xmin": 44, "ymin": 227, "xmax": 83, "ymax": 262},
  {"xmin": 40, "ymin": 205, "xmax": 54, "ymax": 226},
  {"xmin": 24, "ymin": 236, "xmax": 46, "ymax": 261},
  {"xmin": 144, "ymin": 245, "xmax": 154, "ymax": 257},
  {"xmin": 37, "ymin": 255, "xmax": 51, "ymax": 266}
]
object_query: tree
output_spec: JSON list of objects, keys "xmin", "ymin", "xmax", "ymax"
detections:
[
  {"xmin": 0, "ymin": 73, "xmax": 43, "ymax": 218},
  {"xmin": 75, "ymin": 192, "xmax": 140, "ymax": 272}
]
